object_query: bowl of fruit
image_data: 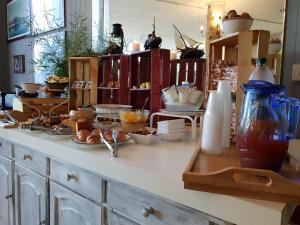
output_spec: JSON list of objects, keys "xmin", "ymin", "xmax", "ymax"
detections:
[
  {"xmin": 45, "ymin": 75, "xmax": 69, "ymax": 90},
  {"xmin": 222, "ymin": 10, "xmax": 253, "ymax": 34},
  {"xmin": 120, "ymin": 109, "xmax": 149, "ymax": 132}
]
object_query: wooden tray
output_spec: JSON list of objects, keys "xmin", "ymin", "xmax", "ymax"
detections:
[{"xmin": 183, "ymin": 144, "xmax": 300, "ymax": 204}]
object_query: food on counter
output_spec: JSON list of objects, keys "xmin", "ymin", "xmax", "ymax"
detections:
[
  {"xmin": 86, "ymin": 134, "xmax": 100, "ymax": 144},
  {"xmin": 45, "ymin": 75, "xmax": 69, "ymax": 83},
  {"xmin": 103, "ymin": 130, "xmax": 127, "ymax": 142},
  {"xmin": 77, "ymin": 129, "xmax": 91, "ymax": 142},
  {"xmin": 69, "ymin": 110, "xmax": 94, "ymax": 120},
  {"xmin": 139, "ymin": 82, "xmax": 151, "ymax": 89},
  {"xmin": 61, "ymin": 119, "xmax": 76, "ymax": 132},
  {"xmin": 222, "ymin": 10, "xmax": 252, "ymax": 21},
  {"xmin": 120, "ymin": 110, "xmax": 149, "ymax": 123},
  {"xmin": 76, "ymin": 119, "xmax": 93, "ymax": 133},
  {"xmin": 133, "ymin": 127, "xmax": 152, "ymax": 135}
]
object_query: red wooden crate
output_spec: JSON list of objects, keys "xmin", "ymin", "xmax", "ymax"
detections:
[
  {"xmin": 129, "ymin": 49, "xmax": 170, "ymax": 113},
  {"xmin": 98, "ymin": 54, "xmax": 129, "ymax": 105},
  {"xmin": 170, "ymin": 58, "xmax": 206, "ymax": 91}
]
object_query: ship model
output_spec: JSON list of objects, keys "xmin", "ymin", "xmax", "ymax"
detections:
[{"xmin": 173, "ymin": 25, "xmax": 204, "ymax": 59}]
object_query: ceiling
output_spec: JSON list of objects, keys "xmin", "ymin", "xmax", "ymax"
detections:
[{"xmin": 156, "ymin": 0, "xmax": 285, "ymax": 26}]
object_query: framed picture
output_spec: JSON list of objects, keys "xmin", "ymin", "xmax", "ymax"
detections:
[
  {"xmin": 13, "ymin": 55, "xmax": 25, "ymax": 73},
  {"xmin": 7, "ymin": 0, "xmax": 31, "ymax": 41}
]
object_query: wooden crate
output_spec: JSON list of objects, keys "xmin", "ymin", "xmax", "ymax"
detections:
[
  {"xmin": 129, "ymin": 49, "xmax": 170, "ymax": 113},
  {"xmin": 207, "ymin": 30, "xmax": 270, "ymax": 115},
  {"xmin": 13, "ymin": 97, "xmax": 68, "ymax": 118},
  {"xmin": 98, "ymin": 54, "xmax": 129, "ymax": 105},
  {"xmin": 68, "ymin": 57, "xmax": 99, "ymax": 111},
  {"xmin": 170, "ymin": 58, "xmax": 206, "ymax": 91}
]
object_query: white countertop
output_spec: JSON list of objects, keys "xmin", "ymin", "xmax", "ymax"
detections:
[{"xmin": 0, "ymin": 128, "xmax": 294, "ymax": 225}]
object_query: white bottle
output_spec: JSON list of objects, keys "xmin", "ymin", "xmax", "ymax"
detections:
[
  {"xmin": 248, "ymin": 58, "xmax": 275, "ymax": 84},
  {"xmin": 217, "ymin": 80, "xmax": 232, "ymax": 149},
  {"xmin": 201, "ymin": 91, "xmax": 224, "ymax": 155}
]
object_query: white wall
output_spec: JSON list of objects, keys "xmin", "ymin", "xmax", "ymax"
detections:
[{"xmin": 107, "ymin": 0, "xmax": 206, "ymax": 51}]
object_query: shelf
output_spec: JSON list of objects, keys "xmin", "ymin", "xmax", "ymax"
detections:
[
  {"xmin": 97, "ymin": 87, "xmax": 120, "ymax": 90},
  {"xmin": 130, "ymin": 88, "xmax": 150, "ymax": 91},
  {"xmin": 210, "ymin": 30, "xmax": 260, "ymax": 47},
  {"xmin": 71, "ymin": 87, "xmax": 91, "ymax": 91}
]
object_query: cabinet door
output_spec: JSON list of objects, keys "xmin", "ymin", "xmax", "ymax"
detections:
[
  {"xmin": 15, "ymin": 163, "xmax": 48, "ymax": 225},
  {"xmin": 0, "ymin": 155, "xmax": 13, "ymax": 225},
  {"xmin": 50, "ymin": 182, "xmax": 102, "ymax": 225}
]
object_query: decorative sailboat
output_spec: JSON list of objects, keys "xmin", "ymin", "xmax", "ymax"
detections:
[{"xmin": 173, "ymin": 25, "xmax": 204, "ymax": 59}]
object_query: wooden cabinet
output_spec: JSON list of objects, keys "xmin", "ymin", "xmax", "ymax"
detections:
[
  {"xmin": 0, "ymin": 155, "xmax": 13, "ymax": 225},
  {"xmin": 14, "ymin": 163, "xmax": 48, "ymax": 225},
  {"xmin": 50, "ymin": 181, "xmax": 103, "ymax": 225}
]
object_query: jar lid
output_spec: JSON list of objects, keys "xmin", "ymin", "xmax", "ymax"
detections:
[{"xmin": 242, "ymin": 80, "xmax": 284, "ymax": 94}]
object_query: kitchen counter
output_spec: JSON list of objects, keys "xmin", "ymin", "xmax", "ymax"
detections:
[{"xmin": 0, "ymin": 128, "xmax": 295, "ymax": 225}]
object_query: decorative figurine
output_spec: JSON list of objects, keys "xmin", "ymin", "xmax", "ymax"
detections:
[{"xmin": 144, "ymin": 17, "xmax": 162, "ymax": 50}]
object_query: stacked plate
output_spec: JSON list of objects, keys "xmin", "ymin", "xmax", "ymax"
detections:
[{"xmin": 157, "ymin": 119, "xmax": 185, "ymax": 141}]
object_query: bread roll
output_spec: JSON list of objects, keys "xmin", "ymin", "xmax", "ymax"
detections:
[
  {"xmin": 227, "ymin": 10, "xmax": 237, "ymax": 19},
  {"xmin": 86, "ymin": 134, "xmax": 100, "ymax": 144},
  {"xmin": 77, "ymin": 130, "xmax": 90, "ymax": 142}
]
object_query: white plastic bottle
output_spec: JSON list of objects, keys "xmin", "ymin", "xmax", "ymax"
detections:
[
  {"xmin": 201, "ymin": 91, "xmax": 224, "ymax": 155},
  {"xmin": 217, "ymin": 80, "xmax": 232, "ymax": 148},
  {"xmin": 248, "ymin": 58, "xmax": 275, "ymax": 84}
]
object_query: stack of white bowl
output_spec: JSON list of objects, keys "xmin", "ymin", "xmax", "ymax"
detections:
[{"xmin": 157, "ymin": 119, "xmax": 185, "ymax": 141}]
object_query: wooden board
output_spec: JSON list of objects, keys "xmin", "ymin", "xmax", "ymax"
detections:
[{"xmin": 183, "ymin": 144, "xmax": 300, "ymax": 204}]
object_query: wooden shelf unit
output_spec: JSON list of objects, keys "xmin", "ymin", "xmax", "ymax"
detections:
[
  {"xmin": 68, "ymin": 57, "xmax": 99, "ymax": 111},
  {"xmin": 207, "ymin": 30, "xmax": 270, "ymax": 115},
  {"xmin": 98, "ymin": 54, "xmax": 129, "ymax": 105},
  {"xmin": 129, "ymin": 49, "xmax": 170, "ymax": 113}
]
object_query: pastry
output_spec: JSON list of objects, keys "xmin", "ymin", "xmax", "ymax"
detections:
[
  {"xmin": 227, "ymin": 10, "xmax": 237, "ymax": 19},
  {"xmin": 241, "ymin": 12, "xmax": 251, "ymax": 19},
  {"xmin": 76, "ymin": 119, "xmax": 93, "ymax": 132},
  {"xmin": 86, "ymin": 134, "xmax": 100, "ymax": 144},
  {"xmin": 61, "ymin": 119, "xmax": 76, "ymax": 132},
  {"xmin": 77, "ymin": 130, "xmax": 90, "ymax": 142},
  {"xmin": 117, "ymin": 131, "xmax": 127, "ymax": 142},
  {"xmin": 103, "ymin": 131, "xmax": 114, "ymax": 142},
  {"xmin": 91, "ymin": 128, "xmax": 102, "ymax": 137}
]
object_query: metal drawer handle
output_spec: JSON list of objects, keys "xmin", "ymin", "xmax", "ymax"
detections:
[
  {"xmin": 5, "ymin": 194, "xmax": 12, "ymax": 199},
  {"xmin": 142, "ymin": 207, "xmax": 154, "ymax": 217},
  {"xmin": 39, "ymin": 220, "xmax": 46, "ymax": 224},
  {"xmin": 23, "ymin": 154, "xmax": 32, "ymax": 160},
  {"xmin": 66, "ymin": 174, "xmax": 77, "ymax": 181},
  {"xmin": 0, "ymin": 142, "xmax": 2, "ymax": 146}
]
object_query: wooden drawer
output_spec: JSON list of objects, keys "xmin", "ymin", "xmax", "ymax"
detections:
[
  {"xmin": 50, "ymin": 181, "xmax": 103, "ymax": 225},
  {"xmin": 107, "ymin": 182, "xmax": 227, "ymax": 225},
  {"xmin": 14, "ymin": 144, "xmax": 48, "ymax": 175},
  {"xmin": 50, "ymin": 159, "xmax": 103, "ymax": 203},
  {"xmin": 0, "ymin": 137, "xmax": 12, "ymax": 158}
]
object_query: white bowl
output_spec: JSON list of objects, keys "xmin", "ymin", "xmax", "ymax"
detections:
[
  {"xmin": 20, "ymin": 83, "xmax": 41, "ymax": 93},
  {"xmin": 222, "ymin": 18, "xmax": 253, "ymax": 34},
  {"xmin": 94, "ymin": 104, "xmax": 132, "ymax": 114},
  {"xmin": 129, "ymin": 133, "xmax": 159, "ymax": 144},
  {"xmin": 268, "ymin": 43, "xmax": 281, "ymax": 54},
  {"xmin": 159, "ymin": 132, "xmax": 185, "ymax": 141}
]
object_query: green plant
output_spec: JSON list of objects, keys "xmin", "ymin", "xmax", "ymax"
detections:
[{"xmin": 31, "ymin": 13, "xmax": 100, "ymax": 78}]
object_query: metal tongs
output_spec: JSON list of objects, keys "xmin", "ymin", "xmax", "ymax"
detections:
[{"xmin": 100, "ymin": 131, "xmax": 119, "ymax": 158}]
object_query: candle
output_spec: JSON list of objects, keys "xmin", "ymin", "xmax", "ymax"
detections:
[
  {"xmin": 170, "ymin": 51, "xmax": 177, "ymax": 60},
  {"xmin": 131, "ymin": 41, "xmax": 140, "ymax": 52}
]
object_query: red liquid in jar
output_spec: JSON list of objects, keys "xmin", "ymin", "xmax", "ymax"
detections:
[{"xmin": 237, "ymin": 120, "xmax": 289, "ymax": 171}]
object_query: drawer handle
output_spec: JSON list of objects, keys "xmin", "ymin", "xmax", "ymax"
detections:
[
  {"xmin": 66, "ymin": 174, "xmax": 77, "ymax": 181},
  {"xmin": 5, "ymin": 194, "xmax": 12, "ymax": 199},
  {"xmin": 0, "ymin": 142, "xmax": 2, "ymax": 146},
  {"xmin": 39, "ymin": 220, "xmax": 46, "ymax": 224},
  {"xmin": 142, "ymin": 207, "xmax": 154, "ymax": 217},
  {"xmin": 23, "ymin": 154, "xmax": 32, "ymax": 160}
]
